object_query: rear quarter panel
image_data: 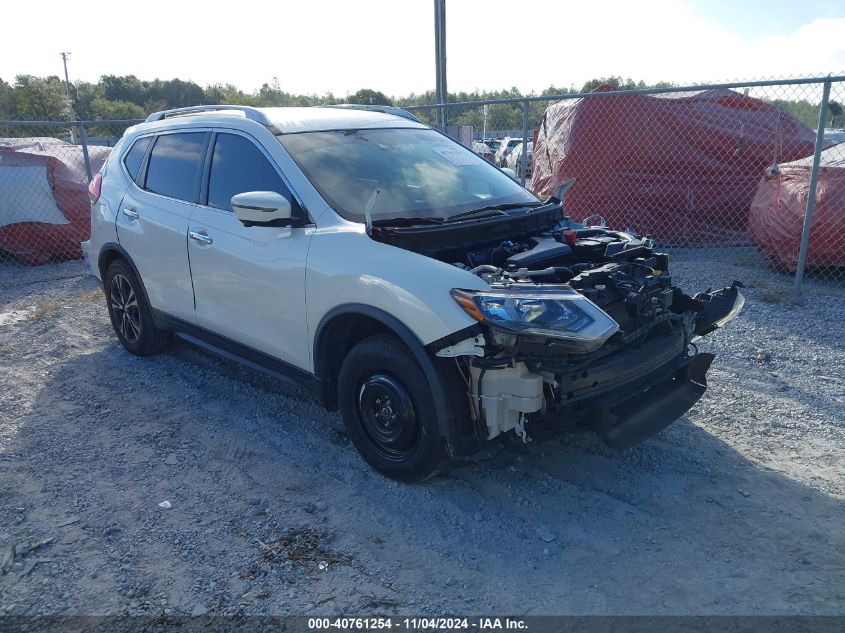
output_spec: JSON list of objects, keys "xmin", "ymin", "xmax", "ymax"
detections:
[{"xmin": 84, "ymin": 136, "xmax": 133, "ymax": 281}]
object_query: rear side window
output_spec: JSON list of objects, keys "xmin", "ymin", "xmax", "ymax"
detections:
[
  {"xmin": 123, "ymin": 136, "xmax": 151, "ymax": 183},
  {"xmin": 207, "ymin": 134, "xmax": 290, "ymax": 212},
  {"xmin": 144, "ymin": 133, "xmax": 206, "ymax": 202}
]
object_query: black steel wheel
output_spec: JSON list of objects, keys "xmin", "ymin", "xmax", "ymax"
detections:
[
  {"xmin": 338, "ymin": 335, "xmax": 447, "ymax": 481},
  {"xmin": 356, "ymin": 373, "xmax": 421, "ymax": 462}
]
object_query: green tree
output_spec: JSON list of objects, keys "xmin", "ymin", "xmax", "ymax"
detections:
[
  {"xmin": 12, "ymin": 75, "xmax": 70, "ymax": 120},
  {"xmin": 828, "ymin": 101, "xmax": 843, "ymax": 127},
  {"xmin": 395, "ymin": 90, "xmax": 437, "ymax": 107},
  {"xmin": 0, "ymin": 77, "xmax": 14, "ymax": 119},
  {"xmin": 90, "ymin": 97, "xmax": 144, "ymax": 120},
  {"xmin": 100, "ymin": 74, "xmax": 147, "ymax": 106},
  {"xmin": 72, "ymin": 81, "xmax": 104, "ymax": 120},
  {"xmin": 769, "ymin": 99, "xmax": 820, "ymax": 129},
  {"xmin": 349, "ymin": 89, "xmax": 392, "ymax": 106},
  {"xmin": 0, "ymin": 72, "xmax": 833, "ymax": 137},
  {"xmin": 146, "ymin": 78, "xmax": 204, "ymax": 109},
  {"xmin": 85, "ymin": 97, "xmax": 145, "ymax": 136},
  {"xmin": 580, "ymin": 76, "xmax": 636, "ymax": 93},
  {"xmin": 204, "ymin": 83, "xmax": 258, "ymax": 106},
  {"xmin": 257, "ymin": 78, "xmax": 293, "ymax": 106}
]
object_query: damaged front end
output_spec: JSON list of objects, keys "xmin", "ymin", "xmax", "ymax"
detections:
[
  {"xmin": 445, "ymin": 275, "xmax": 742, "ymax": 450},
  {"xmin": 376, "ymin": 195, "xmax": 744, "ymax": 451}
]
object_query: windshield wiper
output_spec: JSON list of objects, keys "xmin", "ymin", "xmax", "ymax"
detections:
[
  {"xmin": 371, "ymin": 217, "xmax": 444, "ymax": 227},
  {"xmin": 445, "ymin": 202, "xmax": 541, "ymax": 223},
  {"xmin": 369, "ymin": 202, "xmax": 546, "ymax": 228}
]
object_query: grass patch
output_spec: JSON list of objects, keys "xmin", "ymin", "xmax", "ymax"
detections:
[
  {"xmin": 28, "ymin": 299, "xmax": 62, "ymax": 321},
  {"xmin": 23, "ymin": 289, "xmax": 103, "ymax": 323},
  {"xmin": 76, "ymin": 289, "xmax": 105, "ymax": 304},
  {"xmin": 759, "ymin": 290, "xmax": 785, "ymax": 304},
  {"xmin": 257, "ymin": 527, "xmax": 348, "ymax": 570}
]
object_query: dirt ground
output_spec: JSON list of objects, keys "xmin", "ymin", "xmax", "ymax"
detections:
[{"xmin": 0, "ymin": 257, "xmax": 843, "ymax": 617}]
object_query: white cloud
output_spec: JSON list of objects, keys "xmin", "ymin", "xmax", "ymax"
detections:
[
  {"xmin": 447, "ymin": 0, "xmax": 845, "ymax": 92},
  {"xmin": 1, "ymin": 0, "xmax": 842, "ymax": 96}
]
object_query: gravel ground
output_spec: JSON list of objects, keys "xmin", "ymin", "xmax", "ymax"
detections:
[{"xmin": 0, "ymin": 252, "xmax": 843, "ymax": 617}]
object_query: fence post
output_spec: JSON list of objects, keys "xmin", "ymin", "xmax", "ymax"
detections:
[
  {"xmin": 520, "ymin": 100, "xmax": 529, "ymax": 186},
  {"xmin": 77, "ymin": 121, "xmax": 93, "ymax": 183},
  {"xmin": 793, "ymin": 78, "xmax": 831, "ymax": 298}
]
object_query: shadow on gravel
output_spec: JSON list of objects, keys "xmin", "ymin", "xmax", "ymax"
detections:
[
  {"xmin": 4, "ymin": 342, "xmax": 844, "ymax": 615},
  {"xmin": 0, "ymin": 261, "xmax": 90, "ymax": 305}
]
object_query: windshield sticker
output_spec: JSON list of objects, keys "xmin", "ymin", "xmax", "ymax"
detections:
[{"xmin": 432, "ymin": 146, "xmax": 476, "ymax": 166}]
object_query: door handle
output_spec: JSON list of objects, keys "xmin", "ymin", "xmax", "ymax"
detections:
[
  {"xmin": 122, "ymin": 207, "xmax": 139, "ymax": 220},
  {"xmin": 189, "ymin": 230, "xmax": 213, "ymax": 245}
]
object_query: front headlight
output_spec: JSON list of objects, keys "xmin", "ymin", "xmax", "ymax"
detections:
[{"xmin": 451, "ymin": 288, "xmax": 619, "ymax": 353}]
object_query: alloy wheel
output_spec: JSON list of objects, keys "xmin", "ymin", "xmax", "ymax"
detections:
[{"xmin": 110, "ymin": 273, "xmax": 141, "ymax": 343}]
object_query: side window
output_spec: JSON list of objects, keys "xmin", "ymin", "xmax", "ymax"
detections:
[
  {"xmin": 207, "ymin": 134, "xmax": 290, "ymax": 212},
  {"xmin": 144, "ymin": 133, "xmax": 206, "ymax": 202},
  {"xmin": 123, "ymin": 136, "xmax": 152, "ymax": 184}
]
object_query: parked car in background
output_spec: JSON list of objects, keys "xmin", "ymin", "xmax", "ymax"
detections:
[
  {"xmin": 472, "ymin": 141, "xmax": 496, "ymax": 163},
  {"xmin": 482, "ymin": 138, "xmax": 499, "ymax": 153},
  {"xmin": 84, "ymin": 104, "xmax": 743, "ymax": 481},
  {"xmin": 506, "ymin": 141, "xmax": 533, "ymax": 176},
  {"xmin": 495, "ymin": 137, "xmax": 525, "ymax": 167}
]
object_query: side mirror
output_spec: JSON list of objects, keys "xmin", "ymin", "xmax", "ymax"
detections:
[
  {"xmin": 500, "ymin": 167, "xmax": 517, "ymax": 180},
  {"xmin": 232, "ymin": 191, "xmax": 292, "ymax": 226}
]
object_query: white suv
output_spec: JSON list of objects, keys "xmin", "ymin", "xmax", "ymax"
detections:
[{"xmin": 83, "ymin": 105, "xmax": 743, "ymax": 481}]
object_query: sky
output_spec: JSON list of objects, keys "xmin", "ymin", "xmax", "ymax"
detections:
[{"xmin": 1, "ymin": 0, "xmax": 844, "ymax": 96}]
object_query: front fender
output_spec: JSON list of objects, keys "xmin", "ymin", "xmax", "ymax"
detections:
[{"xmin": 305, "ymin": 226, "xmax": 488, "ymax": 356}]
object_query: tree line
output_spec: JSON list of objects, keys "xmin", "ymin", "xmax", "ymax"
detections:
[{"xmin": 0, "ymin": 73, "xmax": 840, "ymax": 133}]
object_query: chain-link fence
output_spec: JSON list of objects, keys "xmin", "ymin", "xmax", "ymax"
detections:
[
  {"xmin": 1, "ymin": 76, "xmax": 843, "ymax": 296},
  {"xmin": 407, "ymin": 75, "xmax": 845, "ymax": 296},
  {"xmin": 0, "ymin": 120, "xmax": 139, "ymax": 265}
]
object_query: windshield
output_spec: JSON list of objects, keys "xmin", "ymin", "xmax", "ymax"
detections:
[{"xmin": 278, "ymin": 128, "xmax": 539, "ymax": 223}]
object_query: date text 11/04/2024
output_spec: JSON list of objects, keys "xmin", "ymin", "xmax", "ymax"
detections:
[{"xmin": 307, "ymin": 617, "xmax": 528, "ymax": 630}]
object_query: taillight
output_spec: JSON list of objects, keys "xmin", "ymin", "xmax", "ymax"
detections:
[{"xmin": 88, "ymin": 172, "xmax": 102, "ymax": 203}]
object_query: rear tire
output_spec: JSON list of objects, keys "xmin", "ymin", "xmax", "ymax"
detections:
[
  {"xmin": 337, "ymin": 335, "xmax": 447, "ymax": 481},
  {"xmin": 105, "ymin": 259, "xmax": 172, "ymax": 357}
]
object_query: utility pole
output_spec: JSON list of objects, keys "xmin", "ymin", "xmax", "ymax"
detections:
[
  {"xmin": 433, "ymin": 0, "xmax": 447, "ymax": 128},
  {"xmin": 60, "ymin": 52, "xmax": 72, "ymax": 103},
  {"xmin": 60, "ymin": 51, "xmax": 76, "ymax": 142}
]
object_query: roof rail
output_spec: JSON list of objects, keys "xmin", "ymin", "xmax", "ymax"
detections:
[
  {"xmin": 144, "ymin": 105, "xmax": 273, "ymax": 125},
  {"xmin": 320, "ymin": 104, "xmax": 421, "ymax": 123}
]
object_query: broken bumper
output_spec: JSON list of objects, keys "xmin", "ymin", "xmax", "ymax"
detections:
[
  {"xmin": 590, "ymin": 352, "xmax": 713, "ymax": 449},
  {"xmin": 465, "ymin": 282, "xmax": 743, "ymax": 453},
  {"xmin": 693, "ymin": 282, "xmax": 745, "ymax": 337},
  {"xmin": 584, "ymin": 284, "xmax": 743, "ymax": 448},
  {"xmin": 529, "ymin": 324, "xmax": 715, "ymax": 449},
  {"xmin": 587, "ymin": 282, "xmax": 742, "ymax": 447}
]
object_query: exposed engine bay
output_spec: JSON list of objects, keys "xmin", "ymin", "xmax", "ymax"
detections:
[
  {"xmin": 371, "ymin": 185, "xmax": 744, "ymax": 451},
  {"xmin": 454, "ymin": 226, "xmax": 675, "ymax": 334}
]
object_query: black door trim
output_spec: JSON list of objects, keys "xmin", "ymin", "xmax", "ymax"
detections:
[{"xmin": 152, "ymin": 309, "xmax": 317, "ymax": 391}]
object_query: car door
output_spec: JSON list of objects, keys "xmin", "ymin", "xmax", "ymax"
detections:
[
  {"xmin": 186, "ymin": 130, "xmax": 313, "ymax": 370},
  {"xmin": 116, "ymin": 130, "xmax": 209, "ymax": 322}
]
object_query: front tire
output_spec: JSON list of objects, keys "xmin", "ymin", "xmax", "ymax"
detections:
[
  {"xmin": 337, "ymin": 335, "xmax": 447, "ymax": 481},
  {"xmin": 105, "ymin": 259, "xmax": 172, "ymax": 356}
]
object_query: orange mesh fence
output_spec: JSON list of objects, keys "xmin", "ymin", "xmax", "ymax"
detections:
[
  {"xmin": 0, "ymin": 121, "xmax": 137, "ymax": 264},
  {"xmin": 408, "ymin": 77, "xmax": 845, "ymax": 291}
]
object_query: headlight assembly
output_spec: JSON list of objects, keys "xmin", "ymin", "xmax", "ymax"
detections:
[{"xmin": 451, "ymin": 288, "xmax": 619, "ymax": 353}]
